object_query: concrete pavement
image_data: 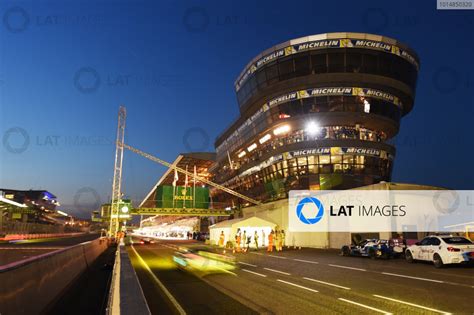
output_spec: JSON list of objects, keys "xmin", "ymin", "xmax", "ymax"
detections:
[{"xmin": 131, "ymin": 239, "xmax": 473, "ymax": 314}]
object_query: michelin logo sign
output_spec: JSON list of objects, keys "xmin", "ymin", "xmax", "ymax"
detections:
[{"xmin": 289, "ymin": 190, "xmax": 474, "ymax": 233}]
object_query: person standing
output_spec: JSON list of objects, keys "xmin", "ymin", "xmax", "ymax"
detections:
[
  {"xmin": 281, "ymin": 230, "xmax": 286, "ymax": 250},
  {"xmin": 275, "ymin": 230, "xmax": 281, "ymax": 252},
  {"xmin": 254, "ymin": 231, "xmax": 259, "ymax": 250},
  {"xmin": 218, "ymin": 231, "xmax": 225, "ymax": 247},
  {"xmin": 242, "ymin": 230, "xmax": 247, "ymax": 249},
  {"xmin": 235, "ymin": 232, "xmax": 241, "ymax": 252},
  {"xmin": 246, "ymin": 234, "xmax": 251, "ymax": 252},
  {"xmin": 267, "ymin": 230, "xmax": 274, "ymax": 252},
  {"xmin": 261, "ymin": 230, "xmax": 266, "ymax": 247}
]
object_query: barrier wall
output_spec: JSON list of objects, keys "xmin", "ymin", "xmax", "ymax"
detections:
[
  {"xmin": 0, "ymin": 238, "xmax": 109, "ymax": 315},
  {"xmin": 107, "ymin": 245, "xmax": 151, "ymax": 315},
  {"xmin": 0, "ymin": 232, "xmax": 85, "ymax": 241}
]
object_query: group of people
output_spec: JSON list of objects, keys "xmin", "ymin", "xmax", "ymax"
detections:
[
  {"xmin": 218, "ymin": 228, "xmax": 286, "ymax": 253},
  {"xmin": 266, "ymin": 229, "xmax": 285, "ymax": 252}
]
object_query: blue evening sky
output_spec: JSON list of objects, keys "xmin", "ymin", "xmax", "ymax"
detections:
[{"xmin": 1, "ymin": 0, "xmax": 473, "ymax": 217}]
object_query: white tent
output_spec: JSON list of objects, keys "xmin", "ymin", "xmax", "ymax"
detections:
[{"xmin": 209, "ymin": 216, "xmax": 277, "ymax": 247}]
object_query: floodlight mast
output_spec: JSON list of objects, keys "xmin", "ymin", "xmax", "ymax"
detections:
[{"xmin": 108, "ymin": 106, "xmax": 126, "ymax": 237}]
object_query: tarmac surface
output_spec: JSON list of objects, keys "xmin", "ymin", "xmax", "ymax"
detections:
[{"xmin": 131, "ymin": 238, "xmax": 474, "ymax": 315}]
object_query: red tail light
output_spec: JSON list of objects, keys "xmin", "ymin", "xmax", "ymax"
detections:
[
  {"xmin": 447, "ymin": 247, "xmax": 460, "ymax": 252},
  {"xmin": 140, "ymin": 241, "xmax": 145, "ymax": 244}
]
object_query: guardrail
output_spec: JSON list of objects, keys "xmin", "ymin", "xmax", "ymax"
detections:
[
  {"xmin": 107, "ymin": 244, "xmax": 151, "ymax": 315},
  {"xmin": 0, "ymin": 237, "xmax": 109, "ymax": 315},
  {"xmin": 0, "ymin": 232, "xmax": 85, "ymax": 241}
]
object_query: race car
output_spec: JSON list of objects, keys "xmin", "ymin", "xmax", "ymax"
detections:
[
  {"xmin": 405, "ymin": 235, "xmax": 474, "ymax": 268},
  {"xmin": 136, "ymin": 237, "xmax": 154, "ymax": 245},
  {"xmin": 341, "ymin": 239, "xmax": 394, "ymax": 259},
  {"xmin": 173, "ymin": 245, "xmax": 236, "ymax": 274}
]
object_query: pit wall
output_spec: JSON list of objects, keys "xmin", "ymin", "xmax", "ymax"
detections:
[
  {"xmin": 0, "ymin": 232, "xmax": 85, "ymax": 241},
  {"xmin": 0, "ymin": 237, "xmax": 109, "ymax": 315}
]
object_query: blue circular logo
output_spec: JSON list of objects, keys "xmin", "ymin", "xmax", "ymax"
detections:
[{"xmin": 296, "ymin": 197, "xmax": 324, "ymax": 225}]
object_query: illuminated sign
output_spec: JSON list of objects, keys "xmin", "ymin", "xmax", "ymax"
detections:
[{"xmin": 236, "ymin": 37, "xmax": 419, "ymax": 90}]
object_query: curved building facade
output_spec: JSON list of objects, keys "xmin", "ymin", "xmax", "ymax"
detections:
[{"xmin": 211, "ymin": 32, "xmax": 420, "ymax": 205}]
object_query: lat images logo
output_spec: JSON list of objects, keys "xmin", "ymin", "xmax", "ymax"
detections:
[{"xmin": 296, "ymin": 197, "xmax": 324, "ymax": 225}]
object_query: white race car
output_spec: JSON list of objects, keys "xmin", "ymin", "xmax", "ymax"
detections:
[{"xmin": 405, "ymin": 235, "xmax": 474, "ymax": 268}]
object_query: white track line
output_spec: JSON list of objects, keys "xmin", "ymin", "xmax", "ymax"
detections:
[
  {"xmin": 277, "ymin": 279, "xmax": 318, "ymax": 293},
  {"xmin": 338, "ymin": 298, "xmax": 392, "ymax": 314},
  {"xmin": 131, "ymin": 246, "xmax": 186, "ymax": 315},
  {"xmin": 381, "ymin": 272, "xmax": 444, "ymax": 283},
  {"xmin": 268, "ymin": 254, "xmax": 287, "ymax": 259},
  {"xmin": 242, "ymin": 269, "xmax": 267, "ymax": 277},
  {"xmin": 373, "ymin": 295, "xmax": 452, "ymax": 314},
  {"xmin": 303, "ymin": 277, "xmax": 351, "ymax": 290},
  {"xmin": 238, "ymin": 261, "xmax": 257, "ymax": 267},
  {"xmin": 293, "ymin": 258, "xmax": 319, "ymax": 264},
  {"xmin": 329, "ymin": 264, "xmax": 366, "ymax": 272},
  {"xmin": 263, "ymin": 267, "xmax": 291, "ymax": 275}
]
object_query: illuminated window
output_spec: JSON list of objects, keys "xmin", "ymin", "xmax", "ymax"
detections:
[
  {"xmin": 273, "ymin": 125, "xmax": 291, "ymax": 135},
  {"xmin": 247, "ymin": 143, "xmax": 257, "ymax": 152},
  {"xmin": 319, "ymin": 155, "xmax": 330, "ymax": 164}
]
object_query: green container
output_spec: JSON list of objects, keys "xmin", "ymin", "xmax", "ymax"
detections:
[{"xmin": 155, "ymin": 185, "xmax": 209, "ymax": 209}]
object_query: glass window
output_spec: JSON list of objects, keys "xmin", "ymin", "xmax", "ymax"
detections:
[
  {"xmin": 278, "ymin": 58, "xmax": 294, "ymax": 80},
  {"xmin": 331, "ymin": 155, "xmax": 342, "ymax": 163},
  {"xmin": 430, "ymin": 238, "xmax": 441, "ymax": 246},
  {"xmin": 353, "ymin": 165, "xmax": 365, "ymax": 174},
  {"xmin": 333, "ymin": 164, "xmax": 343, "ymax": 173},
  {"xmin": 346, "ymin": 51, "xmax": 362, "ymax": 73},
  {"xmin": 319, "ymin": 164, "xmax": 332, "ymax": 174},
  {"xmin": 355, "ymin": 155, "xmax": 365, "ymax": 165},
  {"xmin": 311, "ymin": 52, "xmax": 327, "ymax": 73},
  {"xmin": 294, "ymin": 53, "xmax": 311, "ymax": 76},
  {"xmin": 308, "ymin": 156, "xmax": 316, "ymax": 165},
  {"xmin": 420, "ymin": 238, "xmax": 431, "ymax": 246},
  {"xmin": 362, "ymin": 53, "xmax": 378, "ymax": 73},
  {"xmin": 256, "ymin": 68, "xmax": 267, "ymax": 88},
  {"xmin": 328, "ymin": 52, "xmax": 345, "ymax": 72},
  {"xmin": 265, "ymin": 63, "xmax": 279, "ymax": 84},
  {"xmin": 343, "ymin": 155, "xmax": 354, "ymax": 164},
  {"xmin": 343, "ymin": 164, "xmax": 352, "ymax": 173},
  {"xmin": 319, "ymin": 155, "xmax": 330, "ymax": 164},
  {"xmin": 297, "ymin": 157, "xmax": 307, "ymax": 166},
  {"xmin": 308, "ymin": 164, "xmax": 318, "ymax": 174},
  {"xmin": 379, "ymin": 54, "xmax": 392, "ymax": 76},
  {"xmin": 288, "ymin": 158, "xmax": 297, "ymax": 168}
]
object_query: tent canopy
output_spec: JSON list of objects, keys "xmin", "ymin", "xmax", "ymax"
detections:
[{"xmin": 210, "ymin": 216, "xmax": 276, "ymax": 229}]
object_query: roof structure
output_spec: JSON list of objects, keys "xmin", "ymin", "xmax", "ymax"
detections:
[{"xmin": 139, "ymin": 152, "xmax": 216, "ymax": 208}]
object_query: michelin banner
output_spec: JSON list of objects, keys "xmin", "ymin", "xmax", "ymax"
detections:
[{"xmin": 288, "ymin": 190, "xmax": 474, "ymax": 232}]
